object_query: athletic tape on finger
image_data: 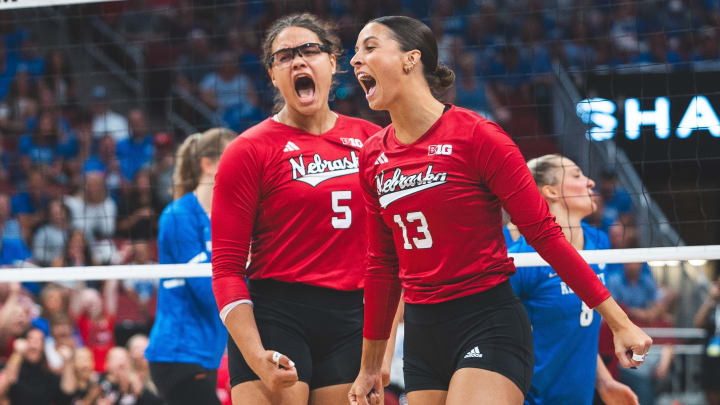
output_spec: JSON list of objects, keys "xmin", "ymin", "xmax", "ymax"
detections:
[
  {"xmin": 632, "ymin": 353, "xmax": 646, "ymax": 362},
  {"xmin": 272, "ymin": 351, "xmax": 281, "ymax": 365}
]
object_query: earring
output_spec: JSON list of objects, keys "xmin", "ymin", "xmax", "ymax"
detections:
[{"xmin": 404, "ymin": 63, "xmax": 415, "ymax": 73}]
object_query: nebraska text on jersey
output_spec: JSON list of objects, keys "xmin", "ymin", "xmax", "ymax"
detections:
[
  {"xmin": 375, "ymin": 165, "xmax": 448, "ymax": 208},
  {"xmin": 289, "ymin": 151, "xmax": 360, "ymax": 187}
]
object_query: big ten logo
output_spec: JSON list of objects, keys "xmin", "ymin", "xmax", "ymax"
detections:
[
  {"xmin": 340, "ymin": 138, "xmax": 363, "ymax": 148},
  {"xmin": 428, "ymin": 144, "xmax": 453, "ymax": 155}
]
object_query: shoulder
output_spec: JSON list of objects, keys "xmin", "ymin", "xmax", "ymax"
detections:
[
  {"xmin": 159, "ymin": 196, "xmax": 195, "ymax": 225},
  {"xmin": 103, "ymin": 198, "xmax": 117, "ymax": 210},
  {"xmin": 582, "ymin": 222, "xmax": 610, "ymax": 250},
  {"xmin": 363, "ymin": 125, "xmax": 391, "ymax": 151},
  {"xmin": 441, "ymin": 107, "xmax": 515, "ymax": 155},
  {"xmin": 336, "ymin": 114, "xmax": 382, "ymax": 141},
  {"xmin": 115, "ymin": 138, "xmax": 130, "ymax": 149},
  {"xmin": 18, "ymin": 134, "xmax": 33, "ymax": 146},
  {"xmin": 359, "ymin": 126, "xmax": 392, "ymax": 167},
  {"xmin": 200, "ymin": 73, "xmax": 217, "ymax": 86},
  {"xmin": 223, "ymin": 119, "xmax": 275, "ymax": 157},
  {"xmin": 508, "ymin": 235, "xmax": 535, "ymax": 253}
]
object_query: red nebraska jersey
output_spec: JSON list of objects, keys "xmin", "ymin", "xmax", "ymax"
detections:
[
  {"xmin": 359, "ymin": 106, "xmax": 610, "ymax": 339},
  {"xmin": 212, "ymin": 114, "xmax": 381, "ymax": 312}
]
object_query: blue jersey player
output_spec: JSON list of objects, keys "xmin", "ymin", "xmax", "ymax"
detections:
[
  {"xmin": 507, "ymin": 154, "xmax": 638, "ymax": 405},
  {"xmin": 145, "ymin": 129, "xmax": 236, "ymax": 405}
]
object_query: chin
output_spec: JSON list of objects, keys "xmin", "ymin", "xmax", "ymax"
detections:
[{"xmin": 367, "ymin": 95, "xmax": 388, "ymax": 111}]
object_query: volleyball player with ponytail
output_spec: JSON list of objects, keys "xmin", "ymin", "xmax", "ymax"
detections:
[
  {"xmin": 145, "ymin": 128, "xmax": 236, "ymax": 405},
  {"xmin": 349, "ymin": 16, "xmax": 652, "ymax": 405},
  {"xmin": 509, "ymin": 154, "xmax": 638, "ymax": 405}
]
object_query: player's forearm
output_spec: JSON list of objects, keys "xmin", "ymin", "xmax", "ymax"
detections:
[
  {"xmin": 595, "ymin": 354, "xmax": 613, "ymax": 389},
  {"xmin": 2, "ymin": 353, "xmax": 22, "ymax": 386},
  {"xmin": 224, "ymin": 304, "xmax": 266, "ymax": 371},
  {"xmin": 382, "ymin": 300, "xmax": 404, "ymax": 382},
  {"xmin": 60, "ymin": 361, "xmax": 77, "ymax": 394},
  {"xmin": 363, "ymin": 273, "xmax": 402, "ymax": 340},
  {"xmin": 694, "ymin": 298, "xmax": 715, "ymax": 327},
  {"xmin": 360, "ymin": 338, "xmax": 389, "ymax": 373},
  {"xmin": 595, "ymin": 297, "xmax": 634, "ymax": 333}
]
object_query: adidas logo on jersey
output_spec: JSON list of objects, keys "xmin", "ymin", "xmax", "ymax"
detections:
[
  {"xmin": 374, "ymin": 153, "xmax": 388, "ymax": 165},
  {"xmin": 283, "ymin": 141, "xmax": 300, "ymax": 152},
  {"xmin": 464, "ymin": 346, "xmax": 483, "ymax": 359}
]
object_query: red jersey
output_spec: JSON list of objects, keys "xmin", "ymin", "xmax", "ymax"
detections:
[
  {"xmin": 76, "ymin": 313, "xmax": 116, "ymax": 371},
  {"xmin": 360, "ymin": 106, "xmax": 610, "ymax": 339},
  {"xmin": 212, "ymin": 114, "xmax": 381, "ymax": 313}
]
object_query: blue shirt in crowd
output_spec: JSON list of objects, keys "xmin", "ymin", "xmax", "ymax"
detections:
[
  {"xmin": 145, "ymin": 192, "xmax": 227, "ymax": 370},
  {"xmin": 606, "ymin": 263, "xmax": 658, "ymax": 309},
  {"xmin": 116, "ymin": 135, "xmax": 154, "ymax": 181},
  {"xmin": 0, "ymin": 236, "xmax": 31, "ymax": 266}
]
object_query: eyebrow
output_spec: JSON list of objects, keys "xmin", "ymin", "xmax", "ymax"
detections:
[{"xmin": 355, "ymin": 36, "xmax": 379, "ymax": 51}]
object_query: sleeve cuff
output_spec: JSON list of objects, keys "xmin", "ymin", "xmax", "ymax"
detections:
[{"xmin": 219, "ymin": 299, "xmax": 253, "ymax": 324}]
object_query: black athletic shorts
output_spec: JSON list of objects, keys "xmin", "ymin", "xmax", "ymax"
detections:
[
  {"xmin": 403, "ymin": 281, "xmax": 534, "ymax": 395},
  {"xmin": 228, "ymin": 278, "xmax": 363, "ymax": 390},
  {"xmin": 149, "ymin": 362, "xmax": 220, "ymax": 405}
]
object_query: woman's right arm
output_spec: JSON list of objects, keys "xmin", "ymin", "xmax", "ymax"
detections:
[
  {"xmin": 0, "ymin": 340, "xmax": 26, "ymax": 397},
  {"xmin": 349, "ymin": 147, "xmax": 401, "ymax": 405},
  {"xmin": 211, "ymin": 136, "xmax": 298, "ymax": 390}
]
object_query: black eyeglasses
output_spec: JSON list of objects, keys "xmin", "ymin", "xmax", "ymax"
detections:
[{"xmin": 268, "ymin": 43, "xmax": 328, "ymax": 68}]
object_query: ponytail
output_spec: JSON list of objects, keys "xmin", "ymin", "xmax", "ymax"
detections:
[{"xmin": 172, "ymin": 128, "xmax": 236, "ymax": 200}]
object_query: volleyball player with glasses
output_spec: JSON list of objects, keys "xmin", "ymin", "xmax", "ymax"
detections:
[
  {"xmin": 212, "ymin": 13, "xmax": 389, "ymax": 405},
  {"xmin": 268, "ymin": 42, "xmax": 328, "ymax": 68}
]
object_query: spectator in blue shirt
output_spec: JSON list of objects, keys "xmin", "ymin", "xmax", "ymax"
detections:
[
  {"xmin": 16, "ymin": 37, "xmax": 44, "ymax": 79},
  {"xmin": 0, "ymin": 233, "xmax": 31, "ymax": 267},
  {"xmin": 0, "ymin": 193, "xmax": 21, "ymax": 240},
  {"xmin": 116, "ymin": 109, "xmax": 154, "ymax": 182},
  {"xmin": 453, "ymin": 53, "xmax": 492, "ymax": 118},
  {"xmin": 599, "ymin": 170, "xmax": 633, "ymax": 232},
  {"xmin": 0, "ymin": 41, "xmax": 18, "ymax": 101},
  {"xmin": 84, "ymin": 135, "xmax": 123, "ymax": 201},
  {"xmin": 607, "ymin": 262, "xmax": 658, "ymax": 312},
  {"xmin": 11, "ymin": 169, "xmax": 53, "ymax": 240},
  {"xmin": 19, "ymin": 109, "xmax": 60, "ymax": 168}
]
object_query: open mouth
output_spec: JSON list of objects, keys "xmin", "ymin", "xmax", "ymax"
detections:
[
  {"xmin": 357, "ymin": 73, "xmax": 377, "ymax": 98},
  {"xmin": 294, "ymin": 75, "xmax": 316, "ymax": 104}
]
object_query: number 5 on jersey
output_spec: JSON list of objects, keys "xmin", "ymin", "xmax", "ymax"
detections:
[
  {"xmin": 393, "ymin": 211, "xmax": 433, "ymax": 249},
  {"xmin": 331, "ymin": 191, "xmax": 352, "ymax": 229}
]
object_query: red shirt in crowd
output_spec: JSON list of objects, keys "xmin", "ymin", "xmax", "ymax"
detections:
[
  {"xmin": 212, "ymin": 115, "xmax": 381, "ymax": 313},
  {"xmin": 76, "ymin": 312, "xmax": 116, "ymax": 371},
  {"xmin": 359, "ymin": 105, "xmax": 611, "ymax": 339}
]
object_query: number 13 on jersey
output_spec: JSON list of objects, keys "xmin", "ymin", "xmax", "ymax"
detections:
[{"xmin": 393, "ymin": 211, "xmax": 433, "ymax": 249}]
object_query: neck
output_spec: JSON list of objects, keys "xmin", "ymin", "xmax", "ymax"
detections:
[
  {"xmin": 277, "ymin": 104, "xmax": 336, "ymax": 135},
  {"xmin": 387, "ymin": 82, "xmax": 445, "ymax": 144},
  {"xmin": 549, "ymin": 204, "xmax": 585, "ymax": 250},
  {"xmin": 194, "ymin": 176, "xmax": 214, "ymax": 218}
]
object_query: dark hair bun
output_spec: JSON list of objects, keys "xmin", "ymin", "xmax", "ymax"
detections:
[{"xmin": 434, "ymin": 64, "xmax": 455, "ymax": 90}]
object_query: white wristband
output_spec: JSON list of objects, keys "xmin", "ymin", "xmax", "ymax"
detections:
[{"xmin": 219, "ymin": 299, "xmax": 253, "ymax": 324}]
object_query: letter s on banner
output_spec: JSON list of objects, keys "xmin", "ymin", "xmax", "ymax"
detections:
[{"xmin": 576, "ymin": 98, "xmax": 617, "ymax": 142}]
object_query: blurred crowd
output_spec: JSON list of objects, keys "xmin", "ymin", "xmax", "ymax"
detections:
[
  {"xmin": 100, "ymin": 0, "xmax": 720, "ymax": 138},
  {"xmin": 0, "ymin": 1, "xmax": 719, "ymax": 404}
]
